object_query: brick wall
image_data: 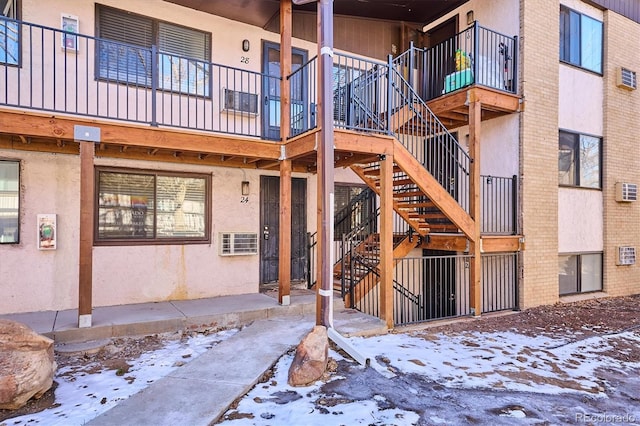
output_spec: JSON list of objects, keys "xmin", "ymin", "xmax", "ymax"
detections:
[
  {"xmin": 602, "ymin": 12, "xmax": 640, "ymax": 297},
  {"xmin": 518, "ymin": 0, "xmax": 561, "ymax": 308}
]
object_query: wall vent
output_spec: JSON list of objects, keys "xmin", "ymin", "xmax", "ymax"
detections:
[
  {"xmin": 617, "ymin": 67, "xmax": 637, "ymax": 90},
  {"xmin": 617, "ymin": 246, "xmax": 636, "ymax": 266},
  {"xmin": 221, "ymin": 89, "xmax": 259, "ymax": 115},
  {"xmin": 615, "ymin": 182, "xmax": 638, "ymax": 202},
  {"xmin": 219, "ymin": 232, "xmax": 258, "ymax": 256}
]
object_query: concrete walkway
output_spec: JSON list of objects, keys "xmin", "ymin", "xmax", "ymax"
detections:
[{"xmin": 2, "ymin": 292, "xmax": 387, "ymax": 425}]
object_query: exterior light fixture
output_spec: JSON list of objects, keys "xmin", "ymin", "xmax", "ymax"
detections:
[
  {"xmin": 467, "ymin": 10, "xmax": 474, "ymax": 25},
  {"xmin": 242, "ymin": 39, "xmax": 250, "ymax": 52},
  {"xmin": 241, "ymin": 181, "xmax": 250, "ymax": 196}
]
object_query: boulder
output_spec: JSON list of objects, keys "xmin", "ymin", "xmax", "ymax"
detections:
[
  {"xmin": 0, "ymin": 319, "xmax": 57, "ymax": 410},
  {"xmin": 288, "ymin": 325, "xmax": 328, "ymax": 387}
]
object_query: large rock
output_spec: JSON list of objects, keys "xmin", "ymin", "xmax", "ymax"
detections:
[
  {"xmin": 288, "ymin": 325, "xmax": 328, "ymax": 387},
  {"xmin": 0, "ymin": 319, "xmax": 57, "ymax": 410}
]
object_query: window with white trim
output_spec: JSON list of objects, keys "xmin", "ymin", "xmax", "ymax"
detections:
[
  {"xmin": 96, "ymin": 5, "xmax": 211, "ymax": 96},
  {"xmin": 0, "ymin": 160, "xmax": 19, "ymax": 244},
  {"xmin": 96, "ymin": 168, "xmax": 210, "ymax": 244}
]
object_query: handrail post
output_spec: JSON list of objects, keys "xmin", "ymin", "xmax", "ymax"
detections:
[
  {"xmin": 512, "ymin": 35, "xmax": 518, "ymax": 94},
  {"xmin": 306, "ymin": 232, "xmax": 312, "ymax": 289},
  {"xmin": 473, "ymin": 22, "xmax": 479, "ymax": 85},
  {"xmin": 151, "ymin": 44, "xmax": 158, "ymax": 127},
  {"xmin": 408, "ymin": 40, "xmax": 415, "ymax": 98},
  {"xmin": 512, "ymin": 174, "xmax": 518, "ymax": 235},
  {"xmin": 386, "ymin": 54, "xmax": 394, "ymax": 135}
]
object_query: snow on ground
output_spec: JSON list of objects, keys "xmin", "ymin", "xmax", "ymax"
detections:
[
  {"xmin": 217, "ymin": 329, "xmax": 640, "ymax": 425},
  {"xmin": 3, "ymin": 327, "xmax": 639, "ymax": 425},
  {"xmin": 2, "ymin": 329, "xmax": 238, "ymax": 426}
]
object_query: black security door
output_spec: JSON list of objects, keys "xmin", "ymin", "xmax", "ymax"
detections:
[{"xmin": 260, "ymin": 176, "xmax": 307, "ymax": 284}]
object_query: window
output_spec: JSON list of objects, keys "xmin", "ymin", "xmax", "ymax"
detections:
[
  {"xmin": 559, "ymin": 5, "xmax": 603, "ymax": 73},
  {"xmin": 0, "ymin": 160, "xmax": 19, "ymax": 244},
  {"xmin": 0, "ymin": 0, "xmax": 19, "ymax": 65},
  {"xmin": 96, "ymin": 5, "xmax": 211, "ymax": 96},
  {"xmin": 558, "ymin": 130, "xmax": 601, "ymax": 188},
  {"xmin": 96, "ymin": 168, "xmax": 210, "ymax": 244},
  {"xmin": 334, "ymin": 185, "xmax": 376, "ymax": 240},
  {"xmin": 559, "ymin": 253, "xmax": 602, "ymax": 295}
]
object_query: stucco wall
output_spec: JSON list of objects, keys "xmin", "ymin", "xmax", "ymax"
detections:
[
  {"xmin": 0, "ymin": 150, "xmax": 80, "ymax": 313},
  {"xmin": 424, "ymin": 0, "xmax": 519, "ymax": 37}
]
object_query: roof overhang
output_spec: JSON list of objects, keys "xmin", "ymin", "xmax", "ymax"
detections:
[{"xmin": 163, "ymin": 0, "xmax": 469, "ymax": 27}]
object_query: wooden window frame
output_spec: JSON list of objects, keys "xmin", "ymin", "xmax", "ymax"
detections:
[{"xmin": 94, "ymin": 166, "xmax": 211, "ymax": 246}]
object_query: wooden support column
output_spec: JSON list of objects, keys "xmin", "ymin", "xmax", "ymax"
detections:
[
  {"xmin": 78, "ymin": 141, "xmax": 95, "ymax": 327},
  {"xmin": 469, "ymin": 100, "xmax": 482, "ymax": 316},
  {"xmin": 315, "ymin": 0, "xmax": 335, "ymax": 327},
  {"xmin": 278, "ymin": 0, "xmax": 293, "ymax": 306},
  {"xmin": 278, "ymin": 159, "xmax": 292, "ymax": 305},
  {"xmin": 379, "ymin": 154, "xmax": 394, "ymax": 329}
]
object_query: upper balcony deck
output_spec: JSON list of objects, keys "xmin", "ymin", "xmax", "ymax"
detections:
[{"xmin": 0, "ymin": 17, "xmax": 520, "ymax": 168}]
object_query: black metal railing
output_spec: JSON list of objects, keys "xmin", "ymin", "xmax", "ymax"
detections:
[
  {"xmin": 482, "ymin": 252, "xmax": 519, "ymax": 313},
  {"xmin": 0, "ymin": 17, "xmax": 278, "ymax": 138},
  {"xmin": 393, "ymin": 255, "xmax": 472, "ymax": 326},
  {"xmin": 394, "ymin": 22, "xmax": 518, "ymax": 101},
  {"xmin": 288, "ymin": 55, "xmax": 318, "ymax": 138},
  {"xmin": 481, "ymin": 175, "xmax": 518, "ymax": 235}
]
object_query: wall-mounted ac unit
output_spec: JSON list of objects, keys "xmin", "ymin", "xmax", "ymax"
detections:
[
  {"xmin": 617, "ymin": 246, "xmax": 636, "ymax": 266},
  {"xmin": 615, "ymin": 182, "xmax": 638, "ymax": 202},
  {"xmin": 221, "ymin": 89, "xmax": 259, "ymax": 115},
  {"xmin": 219, "ymin": 232, "xmax": 258, "ymax": 256},
  {"xmin": 617, "ymin": 67, "xmax": 637, "ymax": 90}
]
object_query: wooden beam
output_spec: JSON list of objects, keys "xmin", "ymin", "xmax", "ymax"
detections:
[
  {"xmin": 481, "ymin": 235, "xmax": 523, "ymax": 253},
  {"xmin": 334, "ymin": 129, "xmax": 394, "ymax": 155},
  {"xmin": 420, "ymin": 234, "xmax": 468, "ymax": 252},
  {"xmin": 0, "ymin": 110, "xmax": 281, "ymax": 159},
  {"xmin": 18, "ymin": 135, "xmax": 30, "ymax": 144},
  {"xmin": 278, "ymin": 159, "xmax": 292, "ymax": 305},
  {"xmin": 379, "ymin": 155, "xmax": 394, "ymax": 329},
  {"xmin": 0, "ymin": 135, "xmax": 79, "ymax": 155},
  {"xmin": 78, "ymin": 141, "xmax": 95, "ymax": 327},
  {"xmin": 468, "ymin": 100, "xmax": 482, "ymax": 316},
  {"xmin": 469, "ymin": 87, "xmax": 520, "ymax": 112},
  {"xmin": 280, "ymin": 0, "xmax": 292, "ymax": 143},
  {"xmin": 284, "ymin": 130, "xmax": 318, "ymax": 159}
]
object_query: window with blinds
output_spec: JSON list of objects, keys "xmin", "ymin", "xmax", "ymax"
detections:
[
  {"xmin": 96, "ymin": 5, "xmax": 211, "ymax": 96},
  {"xmin": 96, "ymin": 168, "xmax": 210, "ymax": 244}
]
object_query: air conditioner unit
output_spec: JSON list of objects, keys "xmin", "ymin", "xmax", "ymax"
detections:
[
  {"xmin": 615, "ymin": 182, "xmax": 638, "ymax": 202},
  {"xmin": 617, "ymin": 246, "xmax": 636, "ymax": 266},
  {"xmin": 617, "ymin": 67, "xmax": 637, "ymax": 90},
  {"xmin": 219, "ymin": 232, "xmax": 258, "ymax": 256},
  {"xmin": 221, "ymin": 89, "xmax": 259, "ymax": 115}
]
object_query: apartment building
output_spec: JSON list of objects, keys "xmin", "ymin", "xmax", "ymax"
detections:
[{"xmin": 0, "ymin": 0, "xmax": 638, "ymax": 329}]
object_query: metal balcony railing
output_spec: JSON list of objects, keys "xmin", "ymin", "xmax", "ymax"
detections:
[
  {"xmin": 394, "ymin": 22, "xmax": 518, "ymax": 101},
  {"xmin": 0, "ymin": 16, "xmax": 278, "ymax": 138}
]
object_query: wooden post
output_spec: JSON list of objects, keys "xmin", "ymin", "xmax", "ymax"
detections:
[
  {"xmin": 278, "ymin": 0, "xmax": 293, "ymax": 305},
  {"xmin": 78, "ymin": 141, "xmax": 95, "ymax": 327},
  {"xmin": 379, "ymin": 154, "xmax": 394, "ymax": 329},
  {"xmin": 278, "ymin": 160, "xmax": 292, "ymax": 305},
  {"xmin": 315, "ymin": 0, "xmax": 335, "ymax": 327},
  {"xmin": 469, "ymin": 100, "xmax": 482, "ymax": 316}
]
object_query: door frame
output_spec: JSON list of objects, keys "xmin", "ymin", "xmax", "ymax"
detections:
[{"xmin": 261, "ymin": 41, "xmax": 309, "ymax": 141}]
